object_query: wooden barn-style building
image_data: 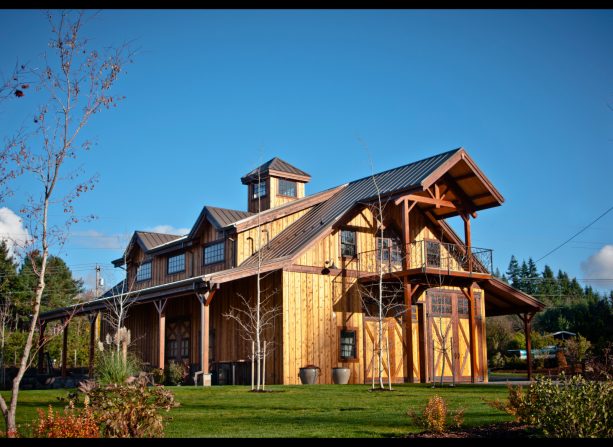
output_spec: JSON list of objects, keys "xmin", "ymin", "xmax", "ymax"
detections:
[{"xmin": 39, "ymin": 147, "xmax": 545, "ymax": 385}]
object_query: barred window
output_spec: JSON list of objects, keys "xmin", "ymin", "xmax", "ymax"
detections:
[
  {"xmin": 340, "ymin": 329, "xmax": 357, "ymax": 360},
  {"xmin": 341, "ymin": 230, "xmax": 357, "ymax": 257},
  {"xmin": 136, "ymin": 261, "xmax": 151, "ymax": 281},
  {"xmin": 252, "ymin": 181, "xmax": 266, "ymax": 199},
  {"xmin": 181, "ymin": 338, "xmax": 189, "ymax": 358},
  {"xmin": 204, "ymin": 241, "xmax": 224, "ymax": 265},
  {"xmin": 167, "ymin": 253, "xmax": 185, "ymax": 274},
  {"xmin": 458, "ymin": 296, "xmax": 470, "ymax": 316},
  {"xmin": 278, "ymin": 179, "xmax": 297, "ymax": 197},
  {"xmin": 411, "ymin": 304, "xmax": 418, "ymax": 321},
  {"xmin": 431, "ymin": 293, "xmax": 452, "ymax": 316}
]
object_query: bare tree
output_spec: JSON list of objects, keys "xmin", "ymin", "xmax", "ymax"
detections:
[
  {"xmin": 0, "ymin": 11, "xmax": 132, "ymax": 436},
  {"xmin": 103, "ymin": 256, "xmax": 138, "ymax": 354},
  {"xmin": 357, "ymin": 140, "xmax": 409, "ymax": 390},
  {"xmin": 223, "ymin": 164, "xmax": 281, "ymax": 391}
]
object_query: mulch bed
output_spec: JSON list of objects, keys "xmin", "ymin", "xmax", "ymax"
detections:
[{"xmin": 405, "ymin": 422, "xmax": 541, "ymax": 438}]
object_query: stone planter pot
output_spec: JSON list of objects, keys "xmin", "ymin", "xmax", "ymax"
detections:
[
  {"xmin": 298, "ymin": 367, "xmax": 319, "ymax": 384},
  {"xmin": 332, "ymin": 367, "xmax": 351, "ymax": 384}
]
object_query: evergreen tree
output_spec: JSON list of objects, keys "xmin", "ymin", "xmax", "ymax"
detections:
[
  {"xmin": 519, "ymin": 260, "xmax": 529, "ymax": 293},
  {"xmin": 0, "ymin": 241, "xmax": 17, "ymax": 306},
  {"xmin": 506, "ymin": 255, "xmax": 520, "ymax": 289},
  {"xmin": 15, "ymin": 254, "xmax": 83, "ymax": 318}
]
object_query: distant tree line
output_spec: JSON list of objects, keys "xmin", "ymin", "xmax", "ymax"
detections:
[
  {"xmin": 487, "ymin": 255, "xmax": 613, "ymax": 369},
  {"xmin": 0, "ymin": 241, "xmax": 90, "ymax": 377}
]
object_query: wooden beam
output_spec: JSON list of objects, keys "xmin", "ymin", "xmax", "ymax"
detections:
[
  {"xmin": 402, "ymin": 199, "xmax": 411, "ymax": 270},
  {"xmin": 88, "ymin": 313, "xmax": 97, "ymax": 379},
  {"xmin": 394, "ymin": 194, "xmax": 457, "ymax": 209},
  {"xmin": 196, "ymin": 290, "xmax": 214, "ymax": 375},
  {"xmin": 403, "ymin": 278, "xmax": 414, "ymax": 383},
  {"xmin": 61, "ymin": 320, "xmax": 69, "ymax": 378},
  {"xmin": 417, "ymin": 303, "xmax": 427, "ymax": 382},
  {"xmin": 462, "ymin": 213, "xmax": 473, "ymax": 273},
  {"xmin": 443, "ymin": 173, "xmax": 478, "ymax": 217}
]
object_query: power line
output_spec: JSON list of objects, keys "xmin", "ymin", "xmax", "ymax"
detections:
[{"xmin": 535, "ymin": 205, "xmax": 613, "ymax": 263}]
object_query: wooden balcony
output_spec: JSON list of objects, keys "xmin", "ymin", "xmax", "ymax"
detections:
[{"xmin": 354, "ymin": 240, "xmax": 493, "ymax": 284}]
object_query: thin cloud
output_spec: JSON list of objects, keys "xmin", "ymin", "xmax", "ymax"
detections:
[
  {"xmin": 580, "ymin": 245, "xmax": 613, "ymax": 289},
  {"xmin": 145, "ymin": 225, "xmax": 190, "ymax": 235},
  {"xmin": 71, "ymin": 230, "xmax": 131, "ymax": 249}
]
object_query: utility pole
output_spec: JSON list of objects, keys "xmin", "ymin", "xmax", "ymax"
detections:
[{"xmin": 95, "ymin": 264, "xmax": 101, "ymax": 299}]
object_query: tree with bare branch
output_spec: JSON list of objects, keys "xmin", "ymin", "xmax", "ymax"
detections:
[
  {"xmin": 223, "ymin": 164, "xmax": 281, "ymax": 391},
  {"xmin": 0, "ymin": 11, "xmax": 132, "ymax": 436}
]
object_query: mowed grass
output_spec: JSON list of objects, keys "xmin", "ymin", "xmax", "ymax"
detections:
[{"xmin": 3, "ymin": 383, "xmax": 514, "ymax": 437}]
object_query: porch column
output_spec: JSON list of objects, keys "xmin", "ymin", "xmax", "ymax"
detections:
[
  {"xmin": 88, "ymin": 313, "xmax": 98, "ymax": 379},
  {"xmin": 37, "ymin": 320, "xmax": 47, "ymax": 373},
  {"xmin": 61, "ymin": 320, "xmax": 69, "ymax": 378},
  {"xmin": 154, "ymin": 299, "xmax": 168, "ymax": 370},
  {"xmin": 403, "ymin": 279, "xmax": 414, "ymax": 383},
  {"xmin": 462, "ymin": 213, "xmax": 472, "ymax": 273},
  {"xmin": 520, "ymin": 312, "xmax": 535, "ymax": 380},
  {"xmin": 201, "ymin": 301, "xmax": 209, "ymax": 373}
]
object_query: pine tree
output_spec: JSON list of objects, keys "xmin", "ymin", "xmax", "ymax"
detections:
[
  {"xmin": 506, "ymin": 255, "xmax": 520, "ymax": 289},
  {"xmin": 519, "ymin": 260, "xmax": 529, "ymax": 293}
]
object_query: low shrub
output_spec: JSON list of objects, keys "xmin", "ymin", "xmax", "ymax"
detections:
[
  {"xmin": 31, "ymin": 401, "xmax": 99, "ymax": 438},
  {"xmin": 85, "ymin": 373, "xmax": 179, "ymax": 438},
  {"xmin": 407, "ymin": 394, "xmax": 464, "ymax": 433},
  {"xmin": 164, "ymin": 360, "xmax": 186, "ymax": 386},
  {"xmin": 489, "ymin": 373, "xmax": 613, "ymax": 438}
]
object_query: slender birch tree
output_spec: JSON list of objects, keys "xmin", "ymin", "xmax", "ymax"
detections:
[{"xmin": 0, "ymin": 11, "xmax": 132, "ymax": 436}]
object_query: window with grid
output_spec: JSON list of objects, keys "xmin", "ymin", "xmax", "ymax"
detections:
[
  {"xmin": 411, "ymin": 304, "xmax": 418, "ymax": 321},
  {"xmin": 252, "ymin": 181, "xmax": 266, "ymax": 199},
  {"xmin": 136, "ymin": 261, "xmax": 151, "ymax": 281},
  {"xmin": 426, "ymin": 240, "xmax": 441, "ymax": 267},
  {"xmin": 431, "ymin": 293, "xmax": 452, "ymax": 316},
  {"xmin": 278, "ymin": 178, "xmax": 297, "ymax": 197},
  {"xmin": 181, "ymin": 338, "xmax": 189, "ymax": 358},
  {"xmin": 377, "ymin": 236, "xmax": 402, "ymax": 263},
  {"xmin": 204, "ymin": 241, "xmax": 224, "ymax": 265},
  {"xmin": 458, "ymin": 296, "xmax": 470, "ymax": 316},
  {"xmin": 340, "ymin": 230, "xmax": 357, "ymax": 257},
  {"xmin": 339, "ymin": 329, "xmax": 357, "ymax": 360},
  {"xmin": 167, "ymin": 253, "xmax": 185, "ymax": 274}
]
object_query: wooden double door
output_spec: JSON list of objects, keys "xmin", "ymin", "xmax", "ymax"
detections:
[
  {"xmin": 363, "ymin": 308, "xmax": 420, "ymax": 383},
  {"xmin": 426, "ymin": 289, "xmax": 480, "ymax": 382}
]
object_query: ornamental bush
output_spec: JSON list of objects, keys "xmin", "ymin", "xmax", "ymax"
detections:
[
  {"xmin": 31, "ymin": 402, "xmax": 99, "ymax": 438},
  {"xmin": 407, "ymin": 394, "xmax": 464, "ymax": 433},
  {"xmin": 491, "ymin": 373, "xmax": 613, "ymax": 438},
  {"xmin": 85, "ymin": 373, "xmax": 179, "ymax": 438}
]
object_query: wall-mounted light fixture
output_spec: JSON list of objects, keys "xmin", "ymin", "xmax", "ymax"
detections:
[{"xmin": 321, "ymin": 259, "xmax": 336, "ymax": 275}]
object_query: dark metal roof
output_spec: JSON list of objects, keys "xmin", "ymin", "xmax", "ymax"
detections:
[
  {"xmin": 204, "ymin": 206, "xmax": 254, "ymax": 229},
  {"xmin": 240, "ymin": 148, "xmax": 461, "ymax": 268},
  {"xmin": 136, "ymin": 231, "xmax": 184, "ymax": 251},
  {"xmin": 241, "ymin": 157, "xmax": 311, "ymax": 184}
]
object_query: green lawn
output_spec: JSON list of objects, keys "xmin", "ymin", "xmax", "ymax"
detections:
[{"xmin": 3, "ymin": 383, "xmax": 514, "ymax": 437}]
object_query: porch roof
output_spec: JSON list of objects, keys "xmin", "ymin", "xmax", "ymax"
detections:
[{"xmin": 477, "ymin": 277, "xmax": 545, "ymax": 316}]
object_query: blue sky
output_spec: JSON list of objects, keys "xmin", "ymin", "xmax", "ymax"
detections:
[{"xmin": 1, "ymin": 9, "xmax": 612, "ymax": 293}]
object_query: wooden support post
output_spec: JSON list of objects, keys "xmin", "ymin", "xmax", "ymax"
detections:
[
  {"xmin": 417, "ymin": 303, "xmax": 427, "ymax": 383},
  {"xmin": 37, "ymin": 321, "xmax": 46, "ymax": 373},
  {"xmin": 402, "ymin": 199, "xmax": 410, "ymax": 271},
  {"xmin": 88, "ymin": 313, "xmax": 97, "ymax": 379},
  {"xmin": 202, "ymin": 300, "xmax": 210, "ymax": 374},
  {"xmin": 462, "ymin": 213, "xmax": 472, "ymax": 273},
  {"xmin": 154, "ymin": 299, "xmax": 168, "ymax": 370},
  {"xmin": 520, "ymin": 313, "xmax": 535, "ymax": 381},
  {"xmin": 61, "ymin": 320, "xmax": 69, "ymax": 378},
  {"xmin": 468, "ymin": 288, "xmax": 477, "ymax": 383},
  {"xmin": 403, "ymin": 278, "xmax": 414, "ymax": 383}
]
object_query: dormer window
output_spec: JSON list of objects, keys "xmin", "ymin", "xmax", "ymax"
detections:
[
  {"xmin": 204, "ymin": 241, "xmax": 225, "ymax": 265},
  {"xmin": 167, "ymin": 253, "xmax": 185, "ymax": 274},
  {"xmin": 252, "ymin": 181, "xmax": 266, "ymax": 199},
  {"xmin": 278, "ymin": 179, "xmax": 297, "ymax": 197},
  {"xmin": 136, "ymin": 261, "xmax": 152, "ymax": 282}
]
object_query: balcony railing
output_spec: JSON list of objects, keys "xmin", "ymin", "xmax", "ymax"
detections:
[{"xmin": 356, "ymin": 240, "xmax": 492, "ymax": 276}]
